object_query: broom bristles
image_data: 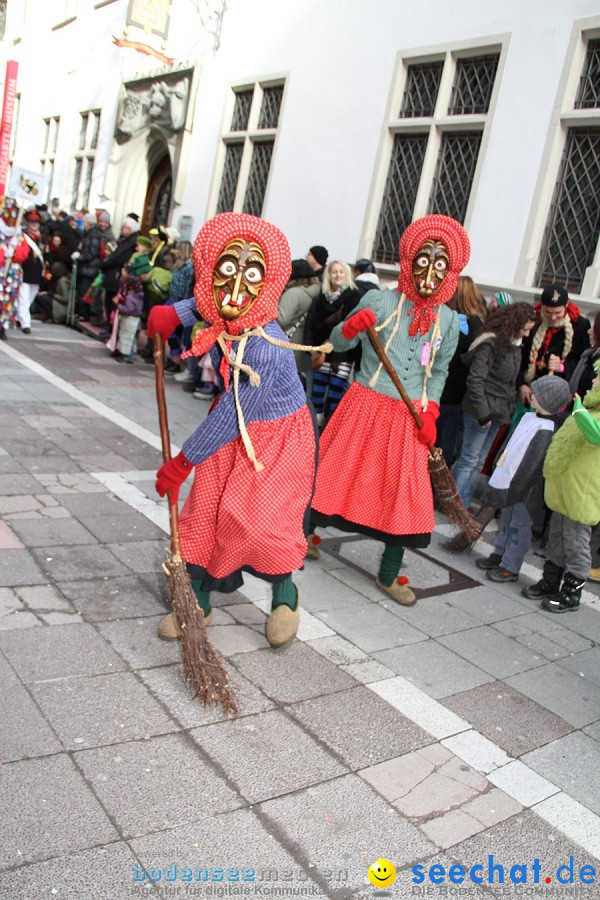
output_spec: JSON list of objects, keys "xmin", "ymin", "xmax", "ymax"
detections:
[
  {"xmin": 441, "ymin": 505, "xmax": 496, "ymax": 553},
  {"xmin": 164, "ymin": 553, "xmax": 238, "ymax": 714},
  {"xmin": 428, "ymin": 447, "xmax": 482, "ymax": 545}
]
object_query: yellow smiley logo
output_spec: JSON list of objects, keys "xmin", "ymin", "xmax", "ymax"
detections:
[{"xmin": 368, "ymin": 858, "xmax": 396, "ymax": 888}]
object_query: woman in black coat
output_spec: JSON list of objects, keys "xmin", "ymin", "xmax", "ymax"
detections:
[
  {"xmin": 304, "ymin": 260, "xmax": 360, "ymax": 425},
  {"xmin": 452, "ymin": 302, "xmax": 537, "ymax": 508},
  {"xmin": 99, "ymin": 217, "xmax": 139, "ymax": 321}
]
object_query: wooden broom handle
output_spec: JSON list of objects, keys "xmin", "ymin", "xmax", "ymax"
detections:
[
  {"xmin": 366, "ymin": 325, "xmax": 432, "ymax": 448},
  {"xmin": 153, "ymin": 335, "xmax": 182, "ymax": 556}
]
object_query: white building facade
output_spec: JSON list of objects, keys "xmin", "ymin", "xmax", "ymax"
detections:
[{"xmin": 2, "ymin": 0, "xmax": 600, "ymax": 313}]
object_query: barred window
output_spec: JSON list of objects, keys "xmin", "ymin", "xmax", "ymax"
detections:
[
  {"xmin": 242, "ymin": 141, "xmax": 274, "ymax": 216},
  {"xmin": 448, "ymin": 55, "xmax": 499, "ymax": 114},
  {"xmin": 71, "ymin": 110, "xmax": 100, "ymax": 210},
  {"xmin": 216, "ymin": 143, "xmax": 244, "ymax": 214},
  {"xmin": 258, "ymin": 86, "xmax": 283, "ymax": 129},
  {"xmin": 428, "ymin": 132, "xmax": 483, "ymax": 221},
  {"xmin": 213, "ymin": 81, "xmax": 284, "ymax": 216},
  {"xmin": 536, "ymin": 34, "xmax": 600, "ymax": 293},
  {"xmin": 372, "ymin": 46, "xmax": 500, "ymax": 264},
  {"xmin": 40, "ymin": 115, "xmax": 60, "ymax": 204},
  {"xmin": 373, "ymin": 135, "xmax": 428, "ymax": 263},
  {"xmin": 230, "ymin": 89, "xmax": 253, "ymax": 131},
  {"xmin": 536, "ymin": 129, "xmax": 600, "ymax": 292},
  {"xmin": 575, "ymin": 38, "xmax": 600, "ymax": 109},
  {"xmin": 399, "ymin": 62, "xmax": 443, "ymax": 118}
]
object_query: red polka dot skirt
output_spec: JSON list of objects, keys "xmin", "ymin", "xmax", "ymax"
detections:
[
  {"xmin": 312, "ymin": 381, "xmax": 434, "ymax": 538},
  {"xmin": 179, "ymin": 406, "xmax": 315, "ymax": 580}
]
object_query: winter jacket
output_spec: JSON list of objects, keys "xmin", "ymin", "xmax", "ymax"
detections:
[
  {"xmin": 51, "ymin": 275, "xmax": 71, "ymax": 324},
  {"xmin": 78, "ymin": 226, "xmax": 104, "ymax": 278},
  {"xmin": 543, "ymin": 384, "xmax": 600, "ymax": 525},
  {"xmin": 461, "ymin": 332, "xmax": 522, "ymax": 425},
  {"xmin": 21, "ymin": 234, "xmax": 46, "ymax": 285},
  {"xmin": 100, "ymin": 231, "xmax": 139, "ymax": 293},
  {"xmin": 481, "ymin": 411, "xmax": 559, "ymax": 514},
  {"xmin": 277, "ymin": 282, "xmax": 319, "ymax": 372},
  {"xmin": 355, "ymin": 272, "xmax": 380, "ymax": 299},
  {"xmin": 441, "ymin": 314, "xmax": 484, "ymax": 406},
  {"xmin": 304, "ymin": 285, "xmax": 360, "ymax": 366}
]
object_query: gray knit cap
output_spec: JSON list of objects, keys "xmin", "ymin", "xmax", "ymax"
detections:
[{"xmin": 531, "ymin": 375, "xmax": 571, "ymax": 415}]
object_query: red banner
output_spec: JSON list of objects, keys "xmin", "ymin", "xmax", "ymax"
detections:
[
  {"xmin": 113, "ymin": 36, "xmax": 173, "ymax": 66},
  {"xmin": 0, "ymin": 61, "xmax": 18, "ymax": 197}
]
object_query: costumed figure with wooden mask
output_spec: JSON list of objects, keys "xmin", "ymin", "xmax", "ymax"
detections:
[
  {"xmin": 308, "ymin": 214, "xmax": 470, "ymax": 605},
  {"xmin": 147, "ymin": 212, "xmax": 325, "ymax": 649}
]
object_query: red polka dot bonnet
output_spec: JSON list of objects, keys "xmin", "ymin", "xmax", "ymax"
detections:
[
  {"xmin": 398, "ymin": 215, "xmax": 471, "ymax": 335},
  {"xmin": 194, "ymin": 212, "xmax": 291, "ymax": 334},
  {"xmin": 183, "ymin": 213, "xmax": 291, "ymax": 361}
]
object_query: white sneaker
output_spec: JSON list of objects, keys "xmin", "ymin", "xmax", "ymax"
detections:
[{"xmin": 174, "ymin": 369, "xmax": 194, "ymax": 383}]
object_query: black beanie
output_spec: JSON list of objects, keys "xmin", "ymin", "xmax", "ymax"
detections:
[
  {"xmin": 309, "ymin": 245, "xmax": 328, "ymax": 267},
  {"xmin": 541, "ymin": 284, "xmax": 568, "ymax": 307}
]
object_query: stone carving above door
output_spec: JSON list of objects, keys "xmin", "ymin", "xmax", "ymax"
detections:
[{"xmin": 116, "ymin": 73, "xmax": 190, "ymax": 141}]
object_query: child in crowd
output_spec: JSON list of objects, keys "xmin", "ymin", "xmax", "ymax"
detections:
[
  {"xmin": 523, "ymin": 359, "xmax": 600, "ymax": 612},
  {"xmin": 476, "ymin": 375, "xmax": 571, "ymax": 583},
  {"xmin": 109, "ymin": 255, "xmax": 150, "ymax": 362},
  {"xmin": 32, "ymin": 262, "xmax": 71, "ymax": 324}
]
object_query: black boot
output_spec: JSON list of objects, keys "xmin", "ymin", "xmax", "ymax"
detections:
[
  {"xmin": 542, "ymin": 572, "xmax": 585, "ymax": 613},
  {"xmin": 521, "ymin": 560, "xmax": 564, "ymax": 599}
]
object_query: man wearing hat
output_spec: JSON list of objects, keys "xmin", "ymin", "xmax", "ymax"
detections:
[
  {"xmin": 305, "ymin": 245, "xmax": 328, "ymax": 281},
  {"xmin": 149, "ymin": 225, "xmax": 169, "ymax": 267},
  {"xmin": 352, "ymin": 258, "xmax": 380, "ymax": 299},
  {"xmin": 518, "ymin": 283, "xmax": 590, "ymax": 406},
  {"xmin": 18, "ymin": 210, "xmax": 47, "ymax": 333}
]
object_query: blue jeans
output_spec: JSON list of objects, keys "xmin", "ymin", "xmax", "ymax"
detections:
[
  {"xmin": 437, "ymin": 403, "xmax": 463, "ymax": 465},
  {"xmin": 452, "ymin": 411, "xmax": 500, "ymax": 508},
  {"xmin": 493, "ymin": 503, "xmax": 533, "ymax": 574}
]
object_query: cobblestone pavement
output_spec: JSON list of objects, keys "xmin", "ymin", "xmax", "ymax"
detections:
[{"xmin": 1, "ymin": 323, "xmax": 599, "ymax": 899}]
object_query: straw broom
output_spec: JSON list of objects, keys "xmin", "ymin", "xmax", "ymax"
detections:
[
  {"xmin": 366, "ymin": 326, "xmax": 482, "ymax": 544},
  {"xmin": 153, "ymin": 336, "xmax": 238, "ymax": 713}
]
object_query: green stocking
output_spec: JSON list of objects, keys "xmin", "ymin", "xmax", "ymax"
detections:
[
  {"xmin": 191, "ymin": 580, "xmax": 212, "ymax": 616},
  {"xmin": 271, "ymin": 575, "xmax": 298, "ymax": 611},
  {"xmin": 378, "ymin": 544, "xmax": 405, "ymax": 586}
]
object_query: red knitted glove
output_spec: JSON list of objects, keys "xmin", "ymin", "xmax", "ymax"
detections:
[
  {"xmin": 416, "ymin": 402, "xmax": 440, "ymax": 446},
  {"xmin": 155, "ymin": 451, "xmax": 193, "ymax": 504},
  {"xmin": 147, "ymin": 304, "xmax": 180, "ymax": 340},
  {"xmin": 341, "ymin": 308, "xmax": 377, "ymax": 339}
]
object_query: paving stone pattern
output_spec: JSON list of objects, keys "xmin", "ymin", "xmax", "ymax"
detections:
[{"xmin": 0, "ymin": 328, "xmax": 599, "ymax": 897}]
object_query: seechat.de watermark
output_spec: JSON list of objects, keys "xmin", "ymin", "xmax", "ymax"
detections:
[{"xmin": 411, "ymin": 855, "xmax": 596, "ymax": 888}]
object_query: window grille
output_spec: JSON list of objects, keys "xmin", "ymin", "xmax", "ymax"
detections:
[
  {"xmin": 79, "ymin": 113, "xmax": 88, "ymax": 151},
  {"xmin": 41, "ymin": 116, "xmax": 60, "ymax": 204},
  {"xmin": 448, "ymin": 54, "xmax": 499, "ymax": 114},
  {"xmin": 536, "ymin": 127, "xmax": 600, "ymax": 292},
  {"xmin": 71, "ymin": 159, "xmax": 82, "ymax": 210},
  {"xmin": 399, "ymin": 61, "xmax": 443, "ymax": 118},
  {"xmin": 72, "ymin": 110, "xmax": 100, "ymax": 210},
  {"xmin": 216, "ymin": 143, "xmax": 244, "ymax": 213},
  {"xmin": 230, "ymin": 90, "xmax": 253, "ymax": 131},
  {"xmin": 374, "ymin": 134, "xmax": 428, "ymax": 263},
  {"xmin": 215, "ymin": 81, "xmax": 284, "ymax": 216},
  {"xmin": 243, "ymin": 141, "xmax": 274, "ymax": 216},
  {"xmin": 258, "ymin": 85, "xmax": 283, "ymax": 129},
  {"xmin": 428, "ymin": 132, "xmax": 482, "ymax": 222},
  {"xmin": 575, "ymin": 38, "xmax": 600, "ymax": 109}
]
